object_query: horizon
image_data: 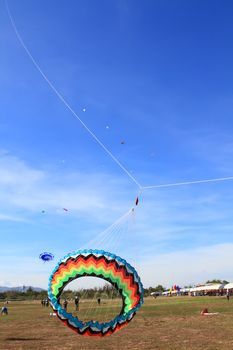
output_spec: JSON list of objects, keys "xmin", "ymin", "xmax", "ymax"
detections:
[{"xmin": 1, "ymin": 277, "xmax": 231, "ymax": 291}]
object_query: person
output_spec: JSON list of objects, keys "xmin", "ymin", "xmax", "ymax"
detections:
[
  {"xmin": 49, "ymin": 312, "xmax": 56, "ymax": 317},
  {"xmin": 75, "ymin": 296, "xmax": 79, "ymax": 311},
  {"xmin": 97, "ymin": 298, "xmax": 101, "ymax": 306},
  {"xmin": 63, "ymin": 299, "xmax": 68, "ymax": 311},
  {"xmin": 1, "ymin": 306, "xmax": 8, "ymax": 315},
  {"xmin": 200, "ymin": 308, "xmax": 219, "ymax": 316},
  {"xmin": 200, "ymin": 308, "xmax": 209, "ymax": 315},
  {"xmin": 227, "ymin": 290, "xmax": 230, "ymax": 301}
]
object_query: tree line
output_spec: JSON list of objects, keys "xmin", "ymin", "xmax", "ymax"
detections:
[
  {"xmin": 0, "ymin": 284, "xmax": 166, "ymax": 300},
  {"xmin": 1, "ymin": 280, "xmax": 226, "ymax": 301}
]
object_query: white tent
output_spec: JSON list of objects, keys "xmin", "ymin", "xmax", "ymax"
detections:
[
  {"xmin": 190, "ymin": 284, "xmax": 225, "ymax": 292},
  {"xmin": 162, "ymin": 290, "xmax": 171, "ymax": 295},
  {"xmin": 190, "ymin": 286, "xmax": 205, "ymax": 293},
  {"xmin": 203, "ymin": 283, "xmax": 225, "ymax": 290},
  {"xmin": 150, "ymin": 292, "xmax": 161, "ymax": 296},
  {"xmin": 180, "ymin": 287, "xmax": 191, "ymax": 293},
  {"xmin": 224, "ymin": 283, "xmax": 233, "ymax": 290}
]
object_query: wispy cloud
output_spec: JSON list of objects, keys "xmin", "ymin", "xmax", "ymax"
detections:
[
  {"xmin": 140, "ymin": 243, "xmax": 233, "ymax": 288},
  {"xmin": 2, "ymin": 242, "xmax": 233, "ymax": 289},
  {"xmin": 0, "ymin": 213, "xmax": 28, "ymax": 222},
  {"xmin": 1, "ymin": 151, "xmax": 233, "ymax": 288},
  {"xmin": 0, "ymin": 150, "xmax": 134, "ymax": 223}
]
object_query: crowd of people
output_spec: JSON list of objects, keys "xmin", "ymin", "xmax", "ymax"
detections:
[{"xmin": 1, "ymin": 296, "xmax": 102, "ymax": 316}]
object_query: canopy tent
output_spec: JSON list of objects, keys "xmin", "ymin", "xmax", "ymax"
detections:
[
  {"xmin": 162, "ymin": 291, "xmax": 171, "ymax": 295},
  {"xmin": 180, "ymin": 288, "xmax": 191, "ymax": 293},
  {"xmin": 190, "ymin": 284, "xmax": 225, "ymax": 292},
  {"xmin": 224, "ymin": 283, "xmax": 233, "ymax": 290}
]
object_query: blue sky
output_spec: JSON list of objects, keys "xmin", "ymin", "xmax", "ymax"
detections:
[{"xmin": 1, "ymin": 0, "xmax": 233, "ymax": 289}]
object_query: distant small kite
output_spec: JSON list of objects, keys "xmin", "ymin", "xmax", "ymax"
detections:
[
  {"xmin": 39, "ymin": 252, "xmax": 54, "ymax": 262},
  {"xmin": 135, "ymin": 197, "xmax": 139, "ymax": 206},
  {"xmin": 82, "ymin": 108, "xmax": 86, "ymax": 112},
  {"xmin": 121, "ymin": 140, "xmax": 125, "ymax": 145},
  {"xmin": 41, "ymin": 210, "xmax": 45, "ymax": 214},
  {"xmin": 63, "ymin": 208, "xmax": 68, "ymax": 212}
]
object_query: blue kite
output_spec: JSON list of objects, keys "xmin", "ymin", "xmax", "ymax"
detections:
[{"xmin": 39, "ymin": 252, "xmax": 54, "ymax": 262}]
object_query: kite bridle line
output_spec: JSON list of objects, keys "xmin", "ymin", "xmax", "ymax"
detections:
[
  {"xmin": 56, "ymin": 207, "xmax": 135, "ymax": 313},
  {"xmin": 5, "ymin": 0, "xmax": 233, "ymax": 194}
]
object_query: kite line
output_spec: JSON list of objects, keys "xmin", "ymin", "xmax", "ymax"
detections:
[
  {"xmin": 5, "ymin": 0, "xmax": 233, "ymax": 192},
  {"xmin": 141, "ymin": 176, "xmax": 233, "ymax": 190},
  {"xmin": 5, "ymin": 0, "xmax": 142, "ymax": 190}
]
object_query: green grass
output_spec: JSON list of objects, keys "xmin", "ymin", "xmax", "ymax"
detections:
[{"xmin": 1, "ymin": 296, "xmax": 233, "ymax": 349}]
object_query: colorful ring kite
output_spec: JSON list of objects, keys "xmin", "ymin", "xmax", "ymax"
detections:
[{"xmin": 48, "ymin": 249, "xmax": 144, "ymax": 336}]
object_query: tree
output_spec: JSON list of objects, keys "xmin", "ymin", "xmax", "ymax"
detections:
[
  {"xmin": 153, "ymin": 285, "xmax": 165, "ymax": 292},
  {"xmin": 206, "ymin": 279, "xmax": 228, "ymax": 284}
]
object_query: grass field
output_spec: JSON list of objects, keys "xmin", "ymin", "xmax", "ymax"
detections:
[{"xmin": 1, "ymin": 296, "xmax": 233, "ymax": 350}]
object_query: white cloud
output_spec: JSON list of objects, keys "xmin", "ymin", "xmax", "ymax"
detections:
[
  {"xmin": 1, "ymin": 151, "xmax": 233, "ymax": 289},
  {"xmin": 0, "ymin": 213, "xmax": 28, "ymax": 222},
  {"xmin": 2, "ymin": 243, "xmax": 233, "ymax": 290},
  {"xmin": 0, "ymin": 151, "xmax": 44, "ymax": 187},
  {"xmin": 0, "ymin": 151, "xmax": 133, "ymax": 223},
  {"xmin": 140, "ymin": 243, "xmax": 233, "ymax": 288}
]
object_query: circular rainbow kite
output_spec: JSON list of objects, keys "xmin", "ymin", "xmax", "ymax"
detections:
[{"xmin": 48, "ymin": 249, "xmax": 144, "ymax": 336}]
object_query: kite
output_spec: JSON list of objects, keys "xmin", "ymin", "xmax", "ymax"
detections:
[
  {"xmin": 48, "ymin": 249, "xmax": 144, "ymax": 337},
  {"xmin": 63, "ymin": 208, "xmax": 68, "ymax": 212},
  {"xmin": 120, "ymin": 141, "xmax": 125, "ymax": 145},
  {"xmin": 39, "ymin": 252, "xmax": 54, "ymax": 262},
  {"xmin": 135, "ymin": 197, "xmax": 139, "ymax": 206}
]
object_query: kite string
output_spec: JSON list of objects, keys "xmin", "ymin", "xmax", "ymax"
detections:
[
  {"xmin": 71, "ymin": 211, "xmax": 130, "ymax": 314},
  {"xmin": 5, "ymin": 1, "xmax": 233, "ymax": 194},
  {"xmin": 102, "ymin": 217, "xmax": 132, "ymax": 321},
  {"xmin": 60, "ymin": 209, "xmax": 132, "ymax": 311},
  {"xmin": 93, "ymin": 218, "xmax": 130, "ymax": 321},
  {"xmin": 78, "ymin": 209, "xmax": 134, "ymax": 321},
  {"xmin": 141, "ymin": 176, "xmax": 233, "ymax": 190},
  {"xmin": 79, "ymin": 208, "xmax": 133, "ymax": 250},
  {"xmin": 64, "ymin": 208, "xmax": 133, "ymax": 320},
  {"xmin": 5, "ymin": 0, "xmax": 142, "ymax": 190},
  {"xmin": 84, "ymin": 212, "xmax": 131, "ymax": 322}
]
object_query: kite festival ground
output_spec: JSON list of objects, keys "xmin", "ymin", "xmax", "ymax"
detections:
[{"xmin": 1, "ymin": 296, "xmax": 233, "ymax": 350}]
